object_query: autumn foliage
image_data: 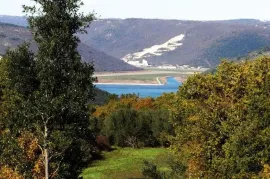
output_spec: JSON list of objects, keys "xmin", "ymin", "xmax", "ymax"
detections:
[
  {"xmin": 169, "ymin": 58, "xmax": 270, "ymax": 178},
  {"xmin": 0, "ymin": 166, "xmax": 24, "ymax": 179},
  {"xmin": 91, "ymin": 94, "xmax": 175, "ymax": 148}
]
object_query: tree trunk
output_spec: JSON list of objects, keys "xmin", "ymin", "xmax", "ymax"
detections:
[{"xmin": 44, "ymin": 124, "xmax": 49, "ymax": 179}]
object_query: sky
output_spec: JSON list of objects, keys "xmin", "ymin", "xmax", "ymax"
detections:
[{"xmin": 0, "ymin": 0, "xmax": 270, "ymax": 21}]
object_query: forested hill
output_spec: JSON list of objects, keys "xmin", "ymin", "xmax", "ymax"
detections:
[
  {"xmin": 2, "ymin": 16, "xmax": 270, "ymax": 68},
  {"xmin": 0, "ymin": 21, "xmax": 139, "ymax": 72},
  {"xmin": 82, "ymin": 19, "xmax": 270, "ymax": 67},
  {"xmin": 234, "ymin": 46, "xmax": 270, "ymax": 61},
  {"xmin": 79, "ymin": 19, "xmax": 270, "ymax": 68},
  {"xmin": 204, "ymin": 47, "xmax": 270, "ymax": 74}
]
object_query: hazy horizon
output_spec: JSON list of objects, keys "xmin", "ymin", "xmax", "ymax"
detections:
[
  {"xmin": 0, "ymin": 15, "xmax": 268, "ymax": 22},
  {"xmin": 0, "ymin": 0, "xmax": 270, "ymax": 21}
]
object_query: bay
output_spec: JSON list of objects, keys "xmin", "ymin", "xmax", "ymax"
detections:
[{"xmin": 95, "ymin": 77, "xmax": 182, "ymax": 98}]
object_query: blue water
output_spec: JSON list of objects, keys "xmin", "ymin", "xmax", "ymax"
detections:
[{"xmin": 95, "ymin": 77, "xmax": 182, "ymax": 98}]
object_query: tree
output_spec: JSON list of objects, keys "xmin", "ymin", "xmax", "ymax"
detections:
[
  {"xmin": 103, "ymin": 108, "xmax": 142, "ymax": 148},
  {"xmin": 170, "ymin": 58, "xmax": 270, "ymax": 178},
  {"xmin": 92, "ymin": 94, "xmax": 174, "ymax": 148},
  {"xmin": 0, "ymin": 0, "xmax": 96, "ymax": 178},
  {"xmin": 0, "ymin": 45, "xmax": 41, "ymax": 178}
]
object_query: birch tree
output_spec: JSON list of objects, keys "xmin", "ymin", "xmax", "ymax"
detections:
[{"xmin": 0, "ymin": 0, "xmax": 96, "ymax": 178}]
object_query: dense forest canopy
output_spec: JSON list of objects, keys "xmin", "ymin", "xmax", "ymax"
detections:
[{"xmin": 168, "ymin": 58, "xmax": 270, "ymax": 178}]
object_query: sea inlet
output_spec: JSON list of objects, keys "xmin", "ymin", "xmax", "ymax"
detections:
[{"xmin": 95, "ymin": 77, "xmax": 182, "ymax": 98}]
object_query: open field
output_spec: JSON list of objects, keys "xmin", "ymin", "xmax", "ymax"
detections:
[
  {"xmin": 94, "ymin": 68, "xmax": 207, "ymax": 84},
  {"xmin": 81, "ymin": 148, "xmax": 170, "ymax": 179}
]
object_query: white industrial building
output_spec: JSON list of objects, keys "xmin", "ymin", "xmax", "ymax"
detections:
[
  {"xmin": 157, "ymin": 65, "xmax": 177, "ymax": 69},
  {"xmin": 127, "ymin": 59, "xmax": 150, "ymax": 67}
]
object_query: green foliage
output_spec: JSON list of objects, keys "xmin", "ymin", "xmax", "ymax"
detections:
[
  {"xmin": 103, "ymin": 108, "xmax": 140, "ymax": 148},
  {"xmin": 141, "ymin": 109, "xmax": 173, "ymax": 147},
  {"xmin": 170, "ymin": 57, "xmax": 270, "ymax": 178},
  {"xmin": 91, "ymin": 95, "xmax": 174, "ymax": 148},
  {"xmin": 0, "ymin": 46, "xmax": 37, "ymax": 178},
  {"xmin": 102, "ymin": 107, "xmax": 169, "ymax": 148},
  {"xmin": 142, "ymin": 161, "xmax": 167, "ymax": 179},
  {"xmin": 0, "ymin": 0, "xmax": 97, "ymax": 178},
  {"xmin": 4, "ymin": 44, "xmax": 38, "ymax": 97}
]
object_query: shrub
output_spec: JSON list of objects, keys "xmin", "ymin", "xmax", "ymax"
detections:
[{"xmin": 142, "ymin": 161, "xmax": 167, "ymax": 179}]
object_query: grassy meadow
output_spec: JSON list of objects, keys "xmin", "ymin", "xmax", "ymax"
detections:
[{"xmin": 81, "ymin": 147, "xmax": 170, "ymax": 179}]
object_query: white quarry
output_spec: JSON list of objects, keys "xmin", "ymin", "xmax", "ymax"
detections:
[
  {"xmin": 122, "ymin": 34, "xmax": 185, "ymax": 65},
  {"xmin": 127, "ymin": 59, "xmax": 150, "ymax": 67}
]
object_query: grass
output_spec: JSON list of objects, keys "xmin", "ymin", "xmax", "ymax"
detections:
[
  {"xmin": 81, "ymin": 147, "xmax": 170, "ymax": 179},
  {"xmin": 100, "ymin": 74, "xmax": 166, "ymax": 80},
  {"xmin": 95, "ymin": 68, "xmax": 207, "ymax": 84},
  {"xmin": 98, "ymin": 73, "xmax": 191, "ymax": 82}
]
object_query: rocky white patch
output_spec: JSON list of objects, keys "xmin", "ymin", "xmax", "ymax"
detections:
[{"xmin": 122, "ymin": 34, "xmax": 185, "ymax": 61}]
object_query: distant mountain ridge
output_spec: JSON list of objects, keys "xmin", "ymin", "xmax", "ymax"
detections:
[
  {"xmin": 0, "ymin": 15, "xmax": 28, "ymax": 26},
  {"xmin": 2, "ymin": 16, "xmax": 270, "ymax": 67},
  {"xmin": 0, "ymin": 20, "xmax": 139, "ymax": 72},
  {"xmin": 80, "ymin": 18, "xmax": 270, "ymax": 67}
]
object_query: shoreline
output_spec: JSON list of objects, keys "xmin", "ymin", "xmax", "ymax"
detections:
[{"xmin": 94, "ymin": 83, "xmax": 164, "ymax": 86}]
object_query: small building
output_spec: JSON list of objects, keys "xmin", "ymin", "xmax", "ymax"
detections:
[
  {"xmin": 127, "ymin": 59, "xmax": 150, "ymax": 67},
  {"xmin": 157, "ymin": 65, "xmax": 177, "ymax": 69}
]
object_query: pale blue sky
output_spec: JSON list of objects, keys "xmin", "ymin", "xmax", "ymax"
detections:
[{"xmin": 0, "ymin": 0, "xmax": 270, "ymax": 20}]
